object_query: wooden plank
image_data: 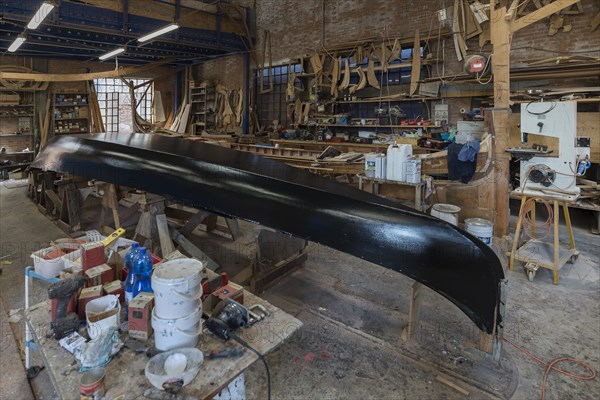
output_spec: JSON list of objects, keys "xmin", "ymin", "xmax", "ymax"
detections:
[
  {"xmin": 179, "ymin": 209, "xmax": 212, "ymax": 236},
  {"xmin": 401, "ymin": 281, "xmax": 423, "ymax": 342},
  {"xmin": 435, "ymin": 375, "xmax": 470, "ymax": 396},
  {"xmin": 591, "ymin": 12, "xmax": 600, "ymax": 31},
  {"xmin": 505, "ymin": 0, "xmax": 520, "ymax": 20},
  {"xmin": 510, "ymin": 0, "xmax": 581, "ymax": 32},
  {"xmin": 491, "ymin": 4, "xmax": 511, "ymax": 237},
  {"xmin": 170, "ymin": 228, "xmax": 220, "ymax": 271},
  {"xmin": 0, "ymin": 61, "xmax": 167, "ymax": 82},
  {"xmin": 156, "ymin": 214, "xmax": 175, "ymax": 256},
  {"xmin": 409, "ymin": 30, "xmax": 421, "ymax": 96}
]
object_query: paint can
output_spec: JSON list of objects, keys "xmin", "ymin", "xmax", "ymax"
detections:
[
  {"xmin": 404, "ymin": 159, "xmax": 422, "ymax": 183},
  {"xmin": 430, "ymin": 204, "xmax": 461, "ymax": 226},
  {"xmin": 80, "ymin": 367, "xmax": 106, "ymax": 399},
  {"xmin": 152, "ymin": 258, "xmax": 204, "ymax": 319},
  {"xmin": 152, "ymin": 308, "xmax": 203, "ymax": 351},
  {"xmin": 465, "ymin": 218, "xmax": 494, "ymax": 246}
]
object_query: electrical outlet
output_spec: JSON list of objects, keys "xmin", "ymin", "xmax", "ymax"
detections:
[{"xmin": 437, "ymin": 9, "xmax": 447, "ymax": 21}]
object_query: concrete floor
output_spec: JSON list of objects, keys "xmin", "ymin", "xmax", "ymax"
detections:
[{"xmin": 1, "ymin": 182, "xmax": 599, "ymax": 399}]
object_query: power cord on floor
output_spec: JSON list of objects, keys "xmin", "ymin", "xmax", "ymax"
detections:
[
  {"xmin": 230, "ymin": 332, "xmax": 271, "ymax": 400},
  {"xmin": 503, "ymin": 337, "xmax": 596, "ymax": 400}
]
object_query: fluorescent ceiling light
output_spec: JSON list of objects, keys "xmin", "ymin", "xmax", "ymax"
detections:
[
  {"xmin": 8, "ymin": 35, "xmax": 27, "ymax": 53},
  {"xmin": 99, "ymin": 47, "xmax": 126, "ymax": 61},
  {"xmin": 138, "ymin": 23, "xmax": 179, "ymax": 43},
  {"xmin": 27, "ymin": 2, "xmax": 55, "ymax": 30}
]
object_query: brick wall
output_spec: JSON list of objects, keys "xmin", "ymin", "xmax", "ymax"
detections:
[
  {"xmin": 200, "ymin": 0, "xmax": 598, "ymax": 81},
  {"xmin": 0, "ymin": 135, "xmax": 33, "ymax": 153}
]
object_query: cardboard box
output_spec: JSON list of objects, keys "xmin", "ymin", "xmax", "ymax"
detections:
[
  {"xmin": 81, "ymin": 242, "xmax": 106, "ymax": 271},
  {"xmin": 128, "ymin": 292, "xmax": 154, "ymax": 340},
  {"xmin": 202, "ymin": 282, "xmax": 244, "ymax": 318},
  {"xmin": 85, "ymin": 264, "xmax": 113, "ymax": 287},
  {"xmin": 103, "ymin": 280, "xmax": 124, "ymax": 303},
  {"xmin": 59, "ymin": 332, "xmax": 86, "ymax": 354},
  {"xmin": 78, "ymin": 285, "xmax": 103, "ymax": 320}
]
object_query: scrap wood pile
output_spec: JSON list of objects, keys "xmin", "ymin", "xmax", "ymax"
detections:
[{"xmin": 576, "ymin": 178, "xmax": 600, "ymax": 209}]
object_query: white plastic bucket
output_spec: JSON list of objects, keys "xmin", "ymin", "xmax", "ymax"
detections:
[
  {"xmin": 465, "ymin": 218, "xmax": 494, "ymax": 246},
  {"xmin": 152, "ymin": 308, "xmax": 203, "ymax": 351},
  {"xmin": 152, "ymin": 258, "xmax": 204, "ymax": 319},
  {"xmin": 430, "ymin": 204, "xmax": 461, "ymax": 226}
]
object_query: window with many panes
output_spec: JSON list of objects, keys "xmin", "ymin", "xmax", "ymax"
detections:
[{"xmin": 94, "ymin": 78, "xmax": 153, "ymax": 133}]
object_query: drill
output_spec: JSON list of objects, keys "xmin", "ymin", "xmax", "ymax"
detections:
[{"xmin": 48, "ymin": 276, "xmax": 85, "ymax": 339}]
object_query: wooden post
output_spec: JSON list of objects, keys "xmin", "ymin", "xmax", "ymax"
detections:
[
  {"xmin": 401, "ymin": 281, "xmax": 423, "ymax": 342},
  {"xmin": 490, "ymin": 2, "xmax": 512, "ymax": 237}
]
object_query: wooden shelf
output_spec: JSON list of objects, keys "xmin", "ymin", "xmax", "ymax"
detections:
[
  {"xmin": 55, "ymin": 104, "xmax": 89, "ymax": 107},
  {"xmin": 54, "ymin": 117, "xmax": 89, "ymax": 121},
  {"xmin": 0, "ymin": 104, "xmax": 34, "ymax": 107},
  {"xmin": 296, "ymin": 123, "xmax": 439, "ymax": 128},
  {"xmin": 0, "ymin": 114, "xmax": 34, "ymax": 118},
  {"xmin": 55, "ymin": 131, "xmax": 89, "ymax": 134},
  {"xmin": 0, "ymin": 134, "xmax": 33, "ymax": 138},
  {"xmin": 335, "ymin": 97, "xmax": 439, "ymax": 103}
]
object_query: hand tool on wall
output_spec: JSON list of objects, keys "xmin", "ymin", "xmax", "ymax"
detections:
[{"xmin": 48, "ymin": 276, "xmax": 85, "ymax": 339}]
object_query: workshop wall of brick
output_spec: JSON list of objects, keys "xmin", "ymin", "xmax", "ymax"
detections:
[
  {"xmin": 193, "ymin": 55, "xmax": 244, "ymax": 90},
  {"xmin": 0, "ymin": 136, "xmax": 33, "ymax": 153}
]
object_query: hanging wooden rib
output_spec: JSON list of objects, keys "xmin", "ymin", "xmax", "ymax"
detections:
[
  {"xmin": 350, "ymin": 67, "xmax": 366, "ymax": 94},
  {"xmin": 367, "ymin": 56, "xmax": 381, "ymax": 89},
  {"xmin": 338, "ymin": 57, "xmax": 351, "ymax": 90},
  {"xmin": 388, "ymin": 38, "xmax": 401, "ymax": 63},
  {"xmin": 330, "ymin": 57, "xmax": 340, "ymax": 97}
]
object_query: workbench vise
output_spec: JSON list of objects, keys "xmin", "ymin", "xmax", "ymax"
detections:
[{"xmin": 48, "ymin": 276, "xmax": 84, "ymax": 339}]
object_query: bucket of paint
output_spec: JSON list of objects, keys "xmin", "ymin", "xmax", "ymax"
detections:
[
  {"xmin": 465, "ymin": 218, "xmax": 494, "ymax": 246},
  {"xmin": 80, "ymin": 367, "xmax": 106, "ymax": 399},
  {"xmin": 365, "ymin": 153, "xmax": 378, "ymax": 178},
  {"xmin": 152, "ymin": 307, "xmax": 203, "ymax": 351},
  {"xmin": 404, "ymin": 158, "xmax": 422, "ymax": 183},
  {"xmin": 152, "ymin": 258, "xmax": 204, "ymax": 319},
  {"xmin": 430, "ymin": 204, "xmax": 461, "ymax": 226}
]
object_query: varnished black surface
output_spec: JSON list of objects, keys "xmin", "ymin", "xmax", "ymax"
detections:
[{"xmin": 31, "ymin": 133, "xmax": 504, "ymax": 333}]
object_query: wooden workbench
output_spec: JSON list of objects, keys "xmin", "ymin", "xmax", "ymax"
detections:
[{"xmin": 25, "ymin": 291, "xmax": 302, "ymax": 399}]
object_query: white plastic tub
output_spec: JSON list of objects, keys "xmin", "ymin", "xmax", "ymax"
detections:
[
  {"xmin": 152, "ymin": 259, "xmax": 204, "ymax": 319},
  {"xmin": 431, "ymin": 204, "xmax": 461, "ymax": 226},
  {"xmin": 152, "ymin": 308, "xmax": 203, "ymax": 351},
  {"xmin": 31, "ymin": 243, "xmax": 80, "ymax": 278}
]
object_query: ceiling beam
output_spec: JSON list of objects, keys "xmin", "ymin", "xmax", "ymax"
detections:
[
  {"xmin": 510, "ymin": 0, "xmax": 581, "ymax": 32},
  {"xmin": 0, "ymin": 59, "xmax": 171, "ymax": 81},
  {"xmin": 69, "ymin": 0, "xmax": 243, "ymax": 35}
]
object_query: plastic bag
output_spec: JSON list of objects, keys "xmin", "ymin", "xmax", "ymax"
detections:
[{"xmin": 75, "ymin": 327, "xmax": 123, "ymax": 372}]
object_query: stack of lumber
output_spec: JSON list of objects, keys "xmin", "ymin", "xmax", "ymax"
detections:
[
  {"xmin": 576, "ymin": 178, "xmax": 600, "ymax": 209},
  {"xmin": 228, "ymin": 143, "xmax": 365, "ymax": 175}
]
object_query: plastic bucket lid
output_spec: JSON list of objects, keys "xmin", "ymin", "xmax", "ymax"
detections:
[
  {"xmin": 153, "ymin": 259, "xmax": 204, "ymax": 286},
  {"xmin": 465, "ymin": 218, "xmax": 493, "ymax": 228},
  {"xmin": 432, "ymin": 203, "xmax": 461, "ymax": 214}
]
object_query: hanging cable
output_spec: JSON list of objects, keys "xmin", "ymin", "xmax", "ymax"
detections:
[{"xmin": 230, "ymin": 332, "xmax": 271, "ymax": 400}]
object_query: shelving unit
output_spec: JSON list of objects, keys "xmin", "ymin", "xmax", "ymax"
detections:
[
  {"xmin": 53, "ymin": 93, "xmax": 90, "ymax": 134},
  {"xmin": 190, "ymin": 83, "xmax": 215, "ymax": 134},
  {"xmin": 0, "ymin": 90, "xmax": 35, "ymax": 177}
]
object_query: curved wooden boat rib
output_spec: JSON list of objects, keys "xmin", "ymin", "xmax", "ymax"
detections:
[{"xmin": 31, "ymin": 133, "xmax": 505, "ymax": 333}]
